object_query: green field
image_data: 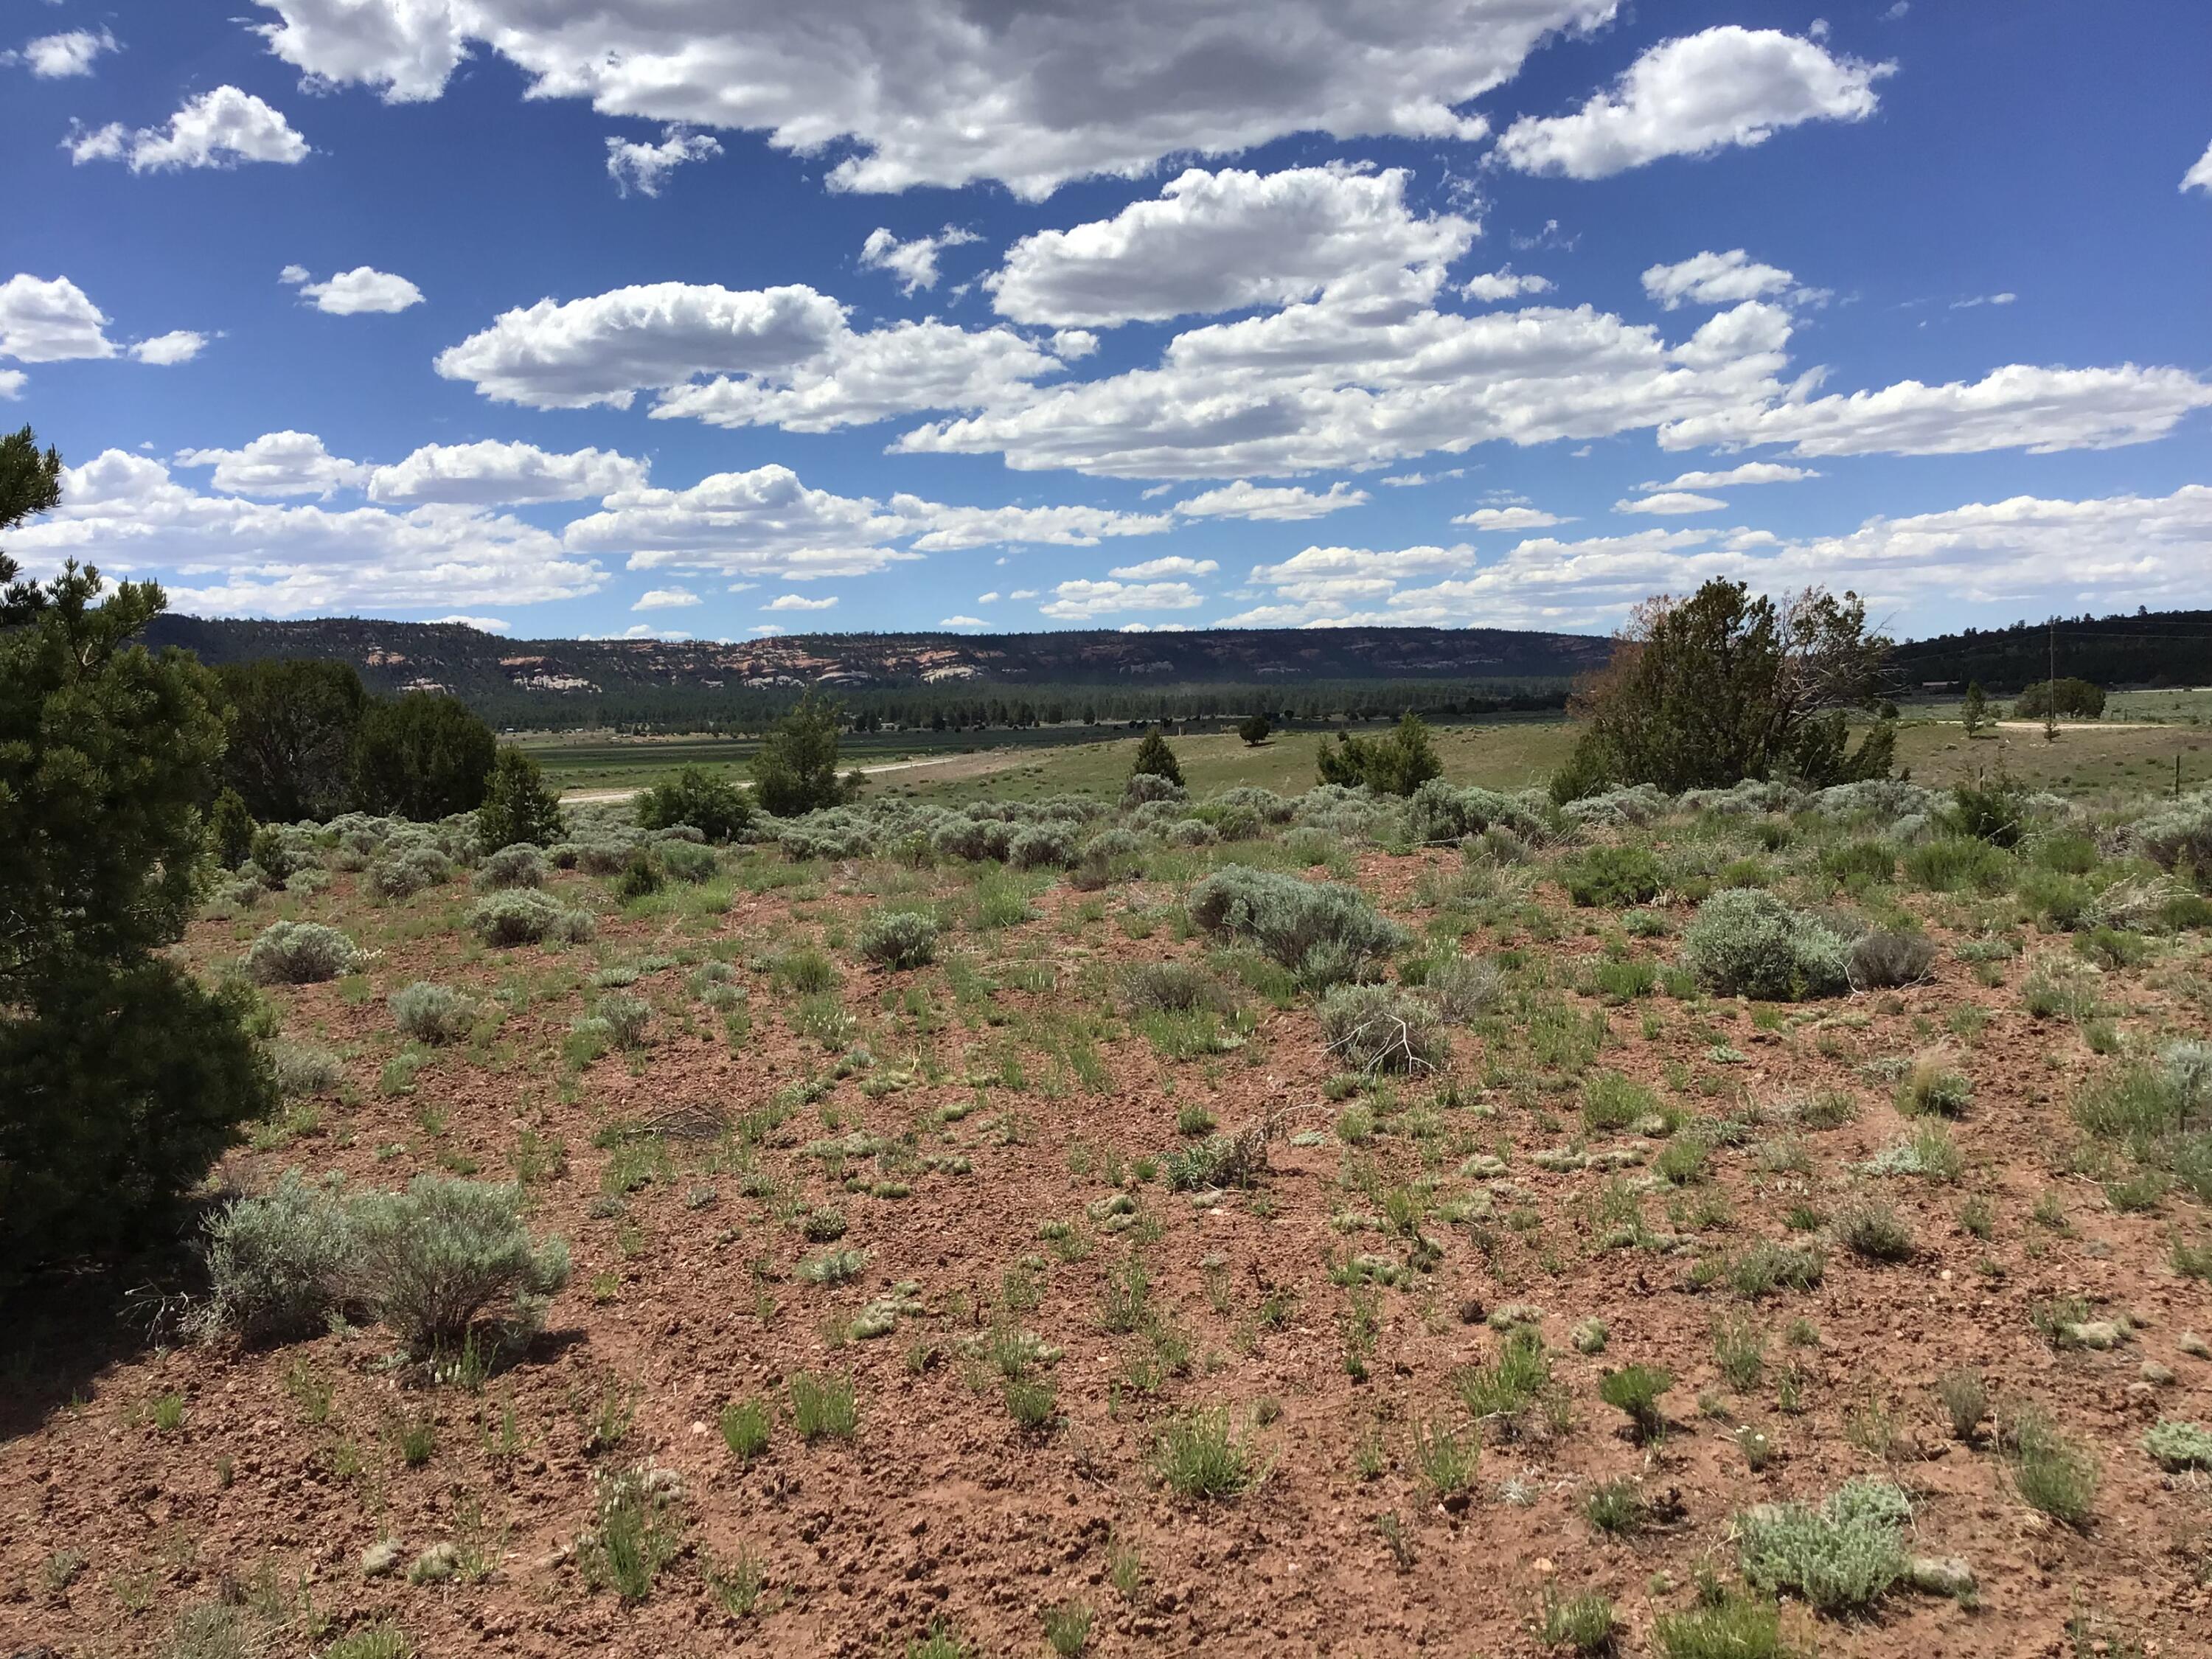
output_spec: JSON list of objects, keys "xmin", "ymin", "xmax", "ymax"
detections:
[{"xmin": 526, "ymin": 691, "xmax": 2212, "ymax": 807}]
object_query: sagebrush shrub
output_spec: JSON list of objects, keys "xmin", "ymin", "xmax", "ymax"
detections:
[
  {"xmin": 1420, "ymin": 953, "xmax": 1501, "ymax": 1020},
  {"xmin": 2143, "ymin": 1418, "xmax": 2212, "ymax": 1472},
  {"xmin": 1402, "ymin": 779, "xmax": 1538, "ymax": 846},
  {"xmin": 1008, "ymin": 824, "xmax": 1078, "ymax": 870},
  {"xmin": 348, "ymin": 1176, "xmax": 571, "ymax": 1354},
  {"xmin": 1562, "ymin": 845, "xmax": 1663, "ymax": 907},
  {"xmin": 1122, "ymin": 770, "xmax": 1186, "ymax": 807},
  {"xmin": 195, "ymin": 1170, "xmax": 357, "ymax": 1343},
  {"xmin": 267, "ymin": 1041, "xmax": 344, "ymax": 1099},
  {"xmin": 657, "ymin": 840, "xmax": 719, "ymax": 883},
  {"xmin": 1318, "ymin": 984, "xmax": 1448, "ymax": 1074},
  {"xmin": 390, "ymin": 981, "xmax": 479, "ymax": 1046},
  {"xmin": 471, "ymin": 889, "xmax": 594, "ymax": 947},
  {"xmin": 1903, "ymin": 835, "xmax": 2014, "ymax": 894},
  {"xmin": 368, "ymin": 846, "xmax": 451, "ymax": 899},
  {"xmin": 1848, "ymin": 929, "xmax": 1935, "ymax": 990},
  {"xmin": 1187, "ymin": 865, "xmax": 1408, "ymax": 989},
  {"xmin": 1736, "ymin": 1478, "xmax": 1908, "ymax": 1613},
  {"xmin": 2135, "ymin": 790, "xmax": 2212, "ymax": 883},
  {"xmin": 473, "ymin": 842, "xmax": 549, "ymax": 892},
  {"xmin": 596, "ymin": 994, "xmax": 653, "ymax": 1049},
  {"xmin": 1681, "ymin": 889, "xmax": 1848, "ymax": 1001},
  {"xmin": 245, "ymin": 921, "xmax": 364, "ymax": 984},
  {"xmin": 859, "ymin": 908, "xmax": 941, "ymax": 970},
  {"xmin": 1120, "ymin": 960, "xmax": 1234, "ymax": 1015}
]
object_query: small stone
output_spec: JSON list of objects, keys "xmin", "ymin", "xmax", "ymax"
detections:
[
  {"xmin": 360, "ymin": 1540, "xmax": 402, "ymax": 1578},
  {"xmin": 408, "ymin": 1542, "xmax": 460, "ymax": 1583},
  {"xmin": 1907, "ymin": 1555, "xmax": 1976, "ymax": 1599},
  {"xmin": 2140, "ymin": 1361, "xmax": 2177, "ymax": 1385}
]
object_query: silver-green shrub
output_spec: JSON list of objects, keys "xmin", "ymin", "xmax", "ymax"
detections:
[
  {"xmin": 858, "ymin": 908, "xmax": 941, "ymax": 969},
  {"xmin": 195, "ymin": 1170, "xmax": 357, "ymax": 1343},
  {"xmin": 470, "ymin": 889, "xmax": 594, "ymax": 946},
  {"xmin": 348, "ymin": 1177, "xmax": 571, "ymax": 1354},
  {"xmin": 1187, "ymin": 865, "xmax": 1408, "ymax": 989},
  {"xmin": 390, "ymin": 981, "xmax": 479, "ymax": 1046},
  {"xmin": 1736, "ymin": 1477, "xmax": 1909, "ymax": 1613},
  {"xmin": 245, "ymin": 921, "xmax": 364, "ymax": 984},
  {"xmin": 473, "ymin": 842, "xmax": 549, "ymax": 891},
  {"xmin": 1682, "ymin": 889, "xmax": 1848, "ymax": 1001},
  {"xmin": 1318, "ymin": 983, "xmax": 1448, "ymax": 1074}
]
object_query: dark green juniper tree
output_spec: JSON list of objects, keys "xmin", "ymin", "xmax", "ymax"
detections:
[
  {"xmin": 1554, "ymin": 579, "xmax": 1895, "ymax": 800},
  {"xmin": 750, "ymin": 691, "xmax": 852, "ymax": 816},
  {"xmin": 476, "ymin": 745, "xmax": 568, "ymax": 850},
  {"xmin": 0, "ymin": 427, "xmax": 274, "ymax": 1271},
  {"xmin": 351, "ymin": 690, "xmax": 498, "ymax": 818}
]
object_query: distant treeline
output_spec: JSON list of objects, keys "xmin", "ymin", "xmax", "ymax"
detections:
[
  {"xmin": 1891, "ymin": 609, "xmax": 2212, "ymax": 693},
  {"xmin": 470, "ymin": 678, "xmax": 1574, "ymax": 734}
]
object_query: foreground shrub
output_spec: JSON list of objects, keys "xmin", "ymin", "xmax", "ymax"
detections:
[
  {"xmin": 245, "ymin": 921, "xmax": 364, "ymax": 984},
  {"xmin": 368, "ymin": 844, "xmax": 452, "ymax": 899},
  {"xmin": 349, "ymin": 1177, "xmax": 571, "ymax": 1354},
  {"xmin": 1652, "ymin": 1587, "xmax": 1790, "ymax": 1659},
  {"xmin": 2135, "ymin": 790, "xmax": 2212, "ymax": 883},
  {"xmin": 195, "ymin": 1170, "xmax": 357, "ymax": 1343},
  {"xmin": 1902, "ymin": 835, "xmax": 2013, "ymax": 894},
  {"xmin": 1562, "ymin": 845, "xmax": 1663, "ymax": 907},
  {"xmin": 1188, "ymin": 866, "xmax": 1408, "ymax": 989},
  {"xmin": 473, "ymin": 842, "xmax": 549, "ymax": 891},
  {"xmin": 1419, "ymin": 953, "xmax": 1501, "ymax": 1020},
  {"xmin": 2143, "ymin": 1418, "xmax": 2212, "ymax": 1472},
  {"xmin": 859, "ymin": 908, "xmax": 940, "ymax": 970},
  {"xmin": 656, "ymin": 840, "xmax": 718, "ymax": 883},
  {"xmin": 1318, "ymin": 984, "xmax": 1447, "ymax": 1075},
  {"xmin": 1008, "ymin": 823, "xmax": 1078, "ymax": 870},
  {"xmin": 636, "ymin": 764, "xmax": 753, "ymax": 843},
  {"xmin": 1121, "ymin": 960, "xmax": 1235, "ymax": 1015},
  {"xmin": 1736, "ymin": 1478, "xmax": 1908, "ymax": 1613},
  {"xmin": 1848, "ymin": 929, "xmax": 1935, "ymax": 990},
  {"xmin": 1682, "ymin": 890, "xmax": 1848, "ymax": 1001},
  {"xmin": 471, "ymin": 889, "xmax": 595, "ymax": 947},
  {"xmin": 267, "ymin": 1042, "xmax": 343, "ymax": 1099},
  {"xmin": 390, "ymin": 981, "xmax": 479, "ymax": 1046},
  {"xmin": 1403, "ymin": 779, "xmax": 1539, "ymax": 846}
]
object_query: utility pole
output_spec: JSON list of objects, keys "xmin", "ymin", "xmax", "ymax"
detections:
[{"xmin": 2042, "ymin": 616, "xmax": 2059, "ymax": 743}]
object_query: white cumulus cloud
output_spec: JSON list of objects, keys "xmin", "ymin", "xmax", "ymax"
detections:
[
  {"xmin": 1106, "ymin": 557, "xmax": 1217, "ymax": 580},
  {"xmin": 987, "ymin": 164, "xmax": 1475, "ymax": 327},
  {"xmin": 1496, "ymin": 27, "xmax": 1892, "ymax": 179},
  {"xmin": 1616, "ymin": 491, "xmax": 1727, "ymax": 515},
  {"xmin": 1451, "ymin": 506, "xmax": 1566, "ymax": 530},
  {"xmin": 368, "ymin": 442, "xmax": 647, "ymax": 505},
  {"xmin": 69, "ymin": 85, "xmax": 309, "ymax": 171},
  {"xmin": 1461, "ymin": 268, "xmax": 1554, "ymax": 303},
  {"xmin": 10, "ymin": 449, "xmax": 602, "ymax": 616},
  {"xmin": 1659, "ymin": 363, "xmax": 2212, "ymax": 456},
  {"xmin": 632, "ymin": 588, "xmax": 700, "ymax": 610},
  {"xmin": 128, "ymin": 330, "xmax": 207, "ymax": 366},
  {"xmin": 175, "ymin": 431, "xmax": 369, "ymax": 498},
  {"xmin": 250, "ymin": 0, "xmax": 1615, "ymax": 197},
  {"xmin": 1038, "ymin": 579, "xmax": 1203, "ymax": 620},
  {"xmin": 860, "ymin": 226, "xmax": 978, "ymax": 296},
  {"xmin": 765, "ymin": 593, "xmax": 838, "ymax": 611},
  {"xmin": 431, "ymin": 614, "xmax": 509, "ymax": 632},
  {"xmin": 1642, "ymin": 249, "xmax": 1800, "ymax": 310},
  {"xmin": 437, "ymin": 280, "xmax": 1065, "ymax": 431},
  {"xmin": 1641, "ymin": 462, "xmax": 1818, "ymax": 490},
  {"xmin": 606, "ymin": 125, "xmax": 721, "ymax": 196},
  {"xmin": 2183, "ymin": 140, "xmax": 2212, "ymax": 195},
  {"xmin": 283, "ymin": 265, "xmax": 423, "ymax": 314},
  {"xmin": 0, "ymin": 274, "xmax": 116, "ymax": 361},
  {"xmin": 939, "ymin": 615, "xmax": 985, "ymax": 627},
  {"xmin": 7, "ymin": 27, "xmax": 119, "ymax": 78},
  {"xmin": 1172, "ymin": 480, "xmax": 1369, "ymax": 521}
]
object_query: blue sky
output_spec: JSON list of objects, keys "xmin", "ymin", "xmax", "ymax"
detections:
[{"xmin": 6, "ymin": 0, "xmax": 2209, "ymax": 644}]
